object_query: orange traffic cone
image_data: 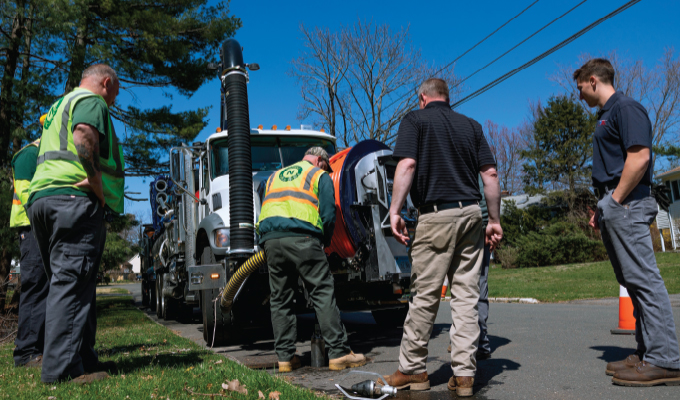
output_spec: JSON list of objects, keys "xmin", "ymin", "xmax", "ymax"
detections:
[
  {"xmin": 611, "ymin": 285, "xmax": 636, "ymax": 335},
  {"xmin": 441, "ymin": 276, "xmax": 449, "ymax": 299}
]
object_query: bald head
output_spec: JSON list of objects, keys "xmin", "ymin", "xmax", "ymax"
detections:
[{"xmin": 79, "ymin": 63, "xmax": 120, "ymax": 107}]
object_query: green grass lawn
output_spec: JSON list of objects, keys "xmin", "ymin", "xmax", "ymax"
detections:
[
  {"xmin": 1, "ymin": 295, "xmax": 328, "ymax": 400},
  {"xmin": 95, "ymin": 287, "xmax": 130, "ymax": 295},
  {"xmin": 484, "ymin": 252, "xmax": 680, "ymax": 302}
]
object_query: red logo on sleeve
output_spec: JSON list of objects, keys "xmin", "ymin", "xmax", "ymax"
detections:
[{"xmin": 599, "ymin": 120, "xmax": 607, "ymax": 126}]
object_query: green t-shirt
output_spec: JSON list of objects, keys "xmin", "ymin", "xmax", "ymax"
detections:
[
  {"xmin": 28, "ymin": 97, "xmax": 110, "ymax": 205},
  {"xmin": 12, "ymin": 145, "xmax": 38, "ymax": 181}
]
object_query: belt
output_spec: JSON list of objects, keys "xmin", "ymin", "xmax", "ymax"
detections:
[
  {"xmin": 419, "ymin": 200, "xmax": 479, "ymax": 215},
  {"xmin": 594, "ymin": 182, "xmax": 650, "ymax": 201}
]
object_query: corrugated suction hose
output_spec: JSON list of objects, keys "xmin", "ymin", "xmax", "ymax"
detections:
[{"xmin": 219, "ymin": 250, "xmax": 267, "ymax": 312}]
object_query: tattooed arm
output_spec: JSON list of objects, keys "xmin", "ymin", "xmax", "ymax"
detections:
[{"xmin": 73, "ymin": 123, "xmax": 105, "ymax": 206}]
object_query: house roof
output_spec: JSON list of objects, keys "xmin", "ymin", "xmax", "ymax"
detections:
[{"xmin": 655, "ymin": 165, "xmax": 680, "ymax": 180}]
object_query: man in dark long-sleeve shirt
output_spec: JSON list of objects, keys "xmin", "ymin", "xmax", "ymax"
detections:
[{"xmin": 256, "ymin": 147, "xmax": 366, "ymax": 373}]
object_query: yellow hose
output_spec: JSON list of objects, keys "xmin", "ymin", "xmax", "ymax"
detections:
[{"xmin": 219, "ymin": 250, "xmax": 267, "ymax": 311}]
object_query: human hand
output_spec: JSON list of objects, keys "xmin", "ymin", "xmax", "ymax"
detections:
[
  {"xmin": 588, "ymin": 207, "xmax": 600, "ymax": 231},
  {"xmin": 390, "ymin": 214, "xmax": 410, "ymax": 246},
  {"xmin": 74, "ymin": 178, "xmax": 105, "ymax": 207},
  {"xmin": 485, "ymin": 223, "xmax": 503, "ymax": 251}
]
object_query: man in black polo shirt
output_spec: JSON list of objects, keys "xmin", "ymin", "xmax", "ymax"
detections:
[
  {"xmin": 382, "ymin": 78, "xmax": 502, "ymax": 397},
  {"xmin": 575, "ymin": 58, "xmax": 680, "ymax": 386}
]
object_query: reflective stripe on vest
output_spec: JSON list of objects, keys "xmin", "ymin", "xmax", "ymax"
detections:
[
  {"xmin": 257, "ymin": 161, "xmax": 325, "ymax": 232},
  {"xmin": 30, "ymin": 88, "xmax": 126, "ymax": 214},
  {"xmin": 9, "ymin": 140, "xmax": 39, "ymax": 228}
]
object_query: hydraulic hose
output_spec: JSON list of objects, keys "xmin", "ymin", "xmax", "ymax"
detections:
[{"xmin": 220, "ymin": 250, "xmax": 266, "ymax": 312}]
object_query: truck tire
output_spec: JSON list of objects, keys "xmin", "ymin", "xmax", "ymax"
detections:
[
  {"xmin": 156, "ymin": 275, "xmax": 164, "ymax": 318},
  {"xmin": 371, "ymin": 306, "xmax": 409, "ymax": 328},
  {"xmin": 149, "ymin": 280, "xmax": 156, "ymax": 312},
  {"xmin": 199, "ymin": 246, "xmax": 232, "ymax": 346},
  {"xmin": 141, "ymin": 280, "xmax": 149, "ymax": 306}
]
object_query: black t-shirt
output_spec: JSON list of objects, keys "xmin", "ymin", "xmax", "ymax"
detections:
[
  {"xmin": 392, "ymin": 101, "xmax": 496, "ymax": 208},
  {"xmin": 592, "ymin": 92, "xmax": 653, "ymax": 187}
]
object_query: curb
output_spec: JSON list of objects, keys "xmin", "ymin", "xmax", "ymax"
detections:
[{"xmin": 441, "ymin": 296, "xmax": 539, "ymax": 304}]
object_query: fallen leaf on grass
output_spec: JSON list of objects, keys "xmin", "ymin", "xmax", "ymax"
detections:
[
  {"xmin": 186, "ymin": 366, "xmax": 194, "ymax": 372},
  {"xmin": 222, "ymin": 379, "xmax": 247, "ymax": 395},
  {"xmin": 258, "ymin": 390, "xmax": 265, "ymax": 399},
  {"xmin": 163, "ymin": 339, "xmax": 167, "ymax": 343},
  {"xmin": 48, "ymin": 397, "xmax": 56, "ymax": 400},
  {"xmin": 50, "ymin": 386, "xmax": 56, "ymax": 390},
  {"xmin": 269, "ymin": 391, "xmax": 281, "ymax": 400},
  {"xmin": 214, "ymin": 360, "xmax": 223, "ymax": 364},
  {"xmin": 207, "ymin": 383, "xmax": 212, "ymax": 389},
  {"xmin": 28, "ymin": 374, "xmax": 34, "ymax": 378}
]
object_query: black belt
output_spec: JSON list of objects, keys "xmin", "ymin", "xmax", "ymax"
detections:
[
  {"xmin": 594, "ymin": 181, "xmax": 650, "ymax": 201},
  {"xmin": 419, "ymin": 200, "xmax": 479, "ymax": 215}
]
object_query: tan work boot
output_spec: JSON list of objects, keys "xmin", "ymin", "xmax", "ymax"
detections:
[
  {"xmin": 613, "ymin": 361, "xmax": 680, "ymax": 386},
  {"xmin": 606, "ymin": 353, "xmax": 641, "ymax": 376},
  {"xmin": 278, "ymin": 355, "xmax": 301, "ymax": 373},
  {"xmin": 382, "ymin": 370, "xmax": 430, "ymax": 390},
  {"xmin": 329, "ymin": 351, "xmax": 366, "ymax": 371},
  {"xmin": 70, "ymin": 371, "xmax": 110, "ymax": 384},
  {"xmin": 453, "ymin": 376, "xmax": 474, "ymax": 397}
]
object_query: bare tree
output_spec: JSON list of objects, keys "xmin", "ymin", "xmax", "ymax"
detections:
[
  {"xmin": 290, "ymin": 20, "xmax": 462, "ymax": 147},
  {"xmin": 550, "ymin": 49, "xmax": 680, "ymax": 164},
  {"xmin": 485, "ymin": 120, "xmax": 526, "ymax": 195}
]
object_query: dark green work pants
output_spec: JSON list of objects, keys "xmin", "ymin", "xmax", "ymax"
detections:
[{"xmin": 263, "ymin": 236, "xmax": 350, "ymax": 361}]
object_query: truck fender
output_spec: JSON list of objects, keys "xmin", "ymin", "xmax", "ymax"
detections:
[{"xmin": 196, "ymin": 213, "xmax": 228, "ymax": 256}]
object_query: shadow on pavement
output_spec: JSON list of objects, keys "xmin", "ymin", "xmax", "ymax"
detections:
[{"xmin": 591, "ymin": 345, "xmax": 635, "ymax": 362}]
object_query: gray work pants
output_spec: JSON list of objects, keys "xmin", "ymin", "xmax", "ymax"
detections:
[
  {"xmin": 597, "ymin": 188, "xmax": 680, "ymax": 369},
  {"xmin": 13, "ymin": 228, "xmax": 48, "ymax": 366},
  {"xmin": 477, "ymin": 244, "xmax": 491, "ymax": 354},
  {"xmin": 27, "ymin": 195, "xmax": 106, "ymax": 382}
]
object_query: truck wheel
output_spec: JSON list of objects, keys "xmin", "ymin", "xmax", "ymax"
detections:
[
  {"xmin": 371, "ymin": 306, "xmax": 409, "ymax": 328},
  {"xmin": 156, "ymin": 275, "xmax": 164, "ymax": 318},
  {"xmin": 141, "ymin": 281, "xmax": 149, "ymax": 306},
  {"xmin": 200, "ymin": 246, "xmax": 232, "ymax": 346},
  {"xmin": 149, "ymin": 281, "xmax": 156, "ymax": 312}
]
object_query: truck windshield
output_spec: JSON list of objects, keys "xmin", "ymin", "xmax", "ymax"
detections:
[{"xmin": 210, "ymin": 135, "xmax": 336, "ymax": 178}]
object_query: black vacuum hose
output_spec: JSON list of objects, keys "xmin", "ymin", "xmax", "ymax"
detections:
[{"xmin": 222, "ymin": 39, "xmax": 254, "ymax": 255}]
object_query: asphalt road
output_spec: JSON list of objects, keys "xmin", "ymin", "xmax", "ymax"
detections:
[{"xmin": 117, "ymin": 283, "xmax": 680, "ymax": 400}]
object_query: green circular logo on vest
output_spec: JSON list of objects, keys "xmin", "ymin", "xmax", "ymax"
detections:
[{"xmin": 279, "ymin": 165, "xmax": 303, "ymax": 182}]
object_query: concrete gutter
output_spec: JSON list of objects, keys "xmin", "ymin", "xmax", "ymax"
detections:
[{"xmin": 441, "ymin": 296, "xmax": 539, "ymax": 304}]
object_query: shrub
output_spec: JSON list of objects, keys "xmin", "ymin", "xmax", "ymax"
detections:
[
  {"xmin": 494, "ymin": 246, "xmax": 519, "ymax": 269},
  {"xmin": 513, "ymin": 222, "xmax": 608, "ymax": 268}
]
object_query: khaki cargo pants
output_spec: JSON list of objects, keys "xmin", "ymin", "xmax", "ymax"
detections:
[{"xmin": 399, "ymin": 204, "xmax": 484, "ymax": 377}]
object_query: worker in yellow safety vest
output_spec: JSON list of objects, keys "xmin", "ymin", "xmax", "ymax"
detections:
[
  {"xmin": 11, "ymin": 116, "xmax": 47, "ymax": 369},
  {"xmin": 25, "ymin": 63, "xmax": 123, "ymax": 384},
  {"xmin": 256, "ymin": 147, "xmax": 366, "ymax": 373}
]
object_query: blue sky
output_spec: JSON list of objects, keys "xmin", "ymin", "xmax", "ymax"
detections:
[{"xmin": 120, "ymin": 0, "xmax": 680, "ymax": 221}]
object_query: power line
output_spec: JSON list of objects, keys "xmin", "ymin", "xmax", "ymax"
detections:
[
  {"xmin": 452, "ymin": 0, "xmax": 588, "ymax": 90},
  {"xmin": 382, "ymin": 0, "xmax": 542, "ymax": 112},
  {"xmin": 451, "ymin": 0, "xmax": 643, "ymax": 109},
  {"xmin": 435, "ymin": 0, "xmax": 542, "ymax": 76}
]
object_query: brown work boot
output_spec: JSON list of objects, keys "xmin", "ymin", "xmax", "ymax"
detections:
[
  {"xmin": 381, "ymin": 370, "xmax": 430, "ymax": 390},
  {"xmin": 613, "ymin": 361, "xmax": 680, "ymax": 386},
  {"xmin": 69, "ymin": 371, "xmax": 110, "ymax": 384},
  {"xmin": 277, "ymin": 355, "xmax": 301, "ymax": 373},
  {"xmin": 329, "ymin": 351, "xmax": 366, "ymax": 371},
  {"xmin": 606, "ymin": 353, "xmax": 641, "ymax": 376},
  {"xmin": 454, "ymin": 376, "xmax": 474, "ymax": 397},
  {"xmin": 24, "ymin": 355, "xmax": 43, "ymax": 368},
  {"xmin": 86, "ymin": 360, "xmax": 118, "ymax": 375}
]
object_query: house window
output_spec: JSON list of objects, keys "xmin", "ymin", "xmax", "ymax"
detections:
[{"xmin": 672, "ymin": 180, "xmax": 680, "ymax": 202}]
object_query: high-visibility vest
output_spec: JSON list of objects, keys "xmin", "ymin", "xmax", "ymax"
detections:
[
  {"xmin": 9, "ymin": 140, "xmax": 40, "ymax": 228},
  {"xmin": 29, "ymin": 88, "xmax": 125, "ymax": 214},
  {"xmin": 257, "ymin": 161, "xmax": 326, "ymax": 232}
]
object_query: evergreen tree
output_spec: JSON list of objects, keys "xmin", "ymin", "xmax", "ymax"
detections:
[
  {"xmin": 0, "ymin": 0, "xmax": 241, "ymax": 308},
  {"xmin": 521, "ymin": 95, "xmax": 596, "ymax": 194}
]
